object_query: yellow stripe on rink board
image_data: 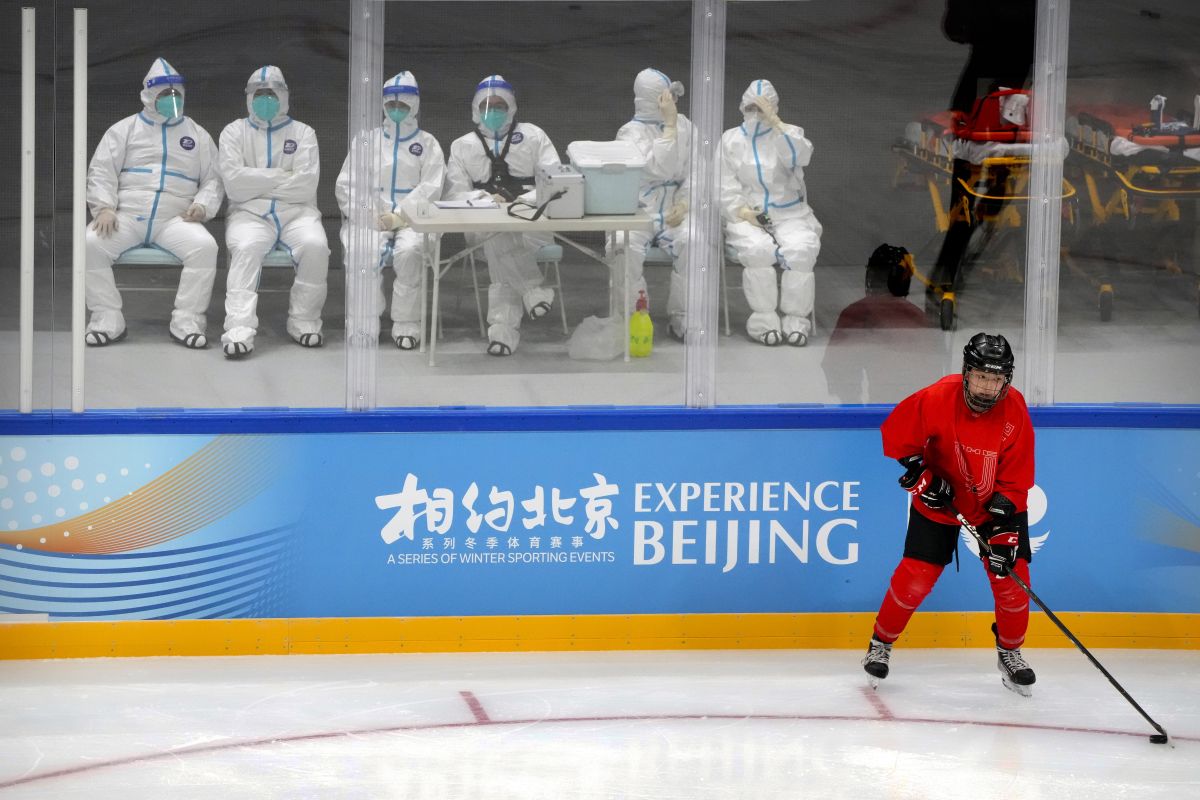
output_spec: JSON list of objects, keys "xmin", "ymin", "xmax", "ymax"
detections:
[{"xmin": 0, "ymin": 612, "xmax": 1196, "ymax": 660}]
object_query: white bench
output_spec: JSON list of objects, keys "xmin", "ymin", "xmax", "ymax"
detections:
[{"xmin": 114, "ymin": 245, "xmax": 294, "ymax": 269}]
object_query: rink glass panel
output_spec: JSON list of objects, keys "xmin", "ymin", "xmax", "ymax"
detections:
[
  {"xmin": 0, "ymin": 1, "xmax": 692, "ymax": 411},
  {"xmin": 1056, "ymin": 2, "xmax": 1200, "ymax": 403},
  {"xmin": 717, "ymin": 1, "xmax": 1039, "ymax": 405}
]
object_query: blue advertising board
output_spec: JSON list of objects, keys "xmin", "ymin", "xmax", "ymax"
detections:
[{"xmin": 1, "ymin": 428, "xmax": 1197, "ymax": 621}]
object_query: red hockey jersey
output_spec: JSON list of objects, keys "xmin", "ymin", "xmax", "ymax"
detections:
[{"xmin": 881, "ymin": 374, "xmax": 1034, "ymax": 526}]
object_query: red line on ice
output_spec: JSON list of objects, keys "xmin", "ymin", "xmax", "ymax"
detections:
[
  {"xmin": 860, "ymin": 685, "xmax": 895, "ymax": 720},
  {"xmin": 1, "ymin": 711, "xmax": 1191, "ymax": 791},
  {"xmin": 460, "ymin": 690, "xmax": 491, "ymax": 722}
]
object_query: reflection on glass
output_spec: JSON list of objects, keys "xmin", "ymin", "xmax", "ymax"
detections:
[
  {"xmin": 925, "ymin": 0, "xmax": 1036, "ymax": 332},
  {"xmin": 84, "ymin": 58, "xmax": 223, "ymax": 350},
  {"xmin": 219, "ymin": 65, "xmax": 329, "ymax": 359},
  {"xmin": 720, "ymin": 78, "xmax": 820, "ymax": 349},
  {"xmin": 335, "ymin": 70, "xmax": 446, "ymax": 352},
  {"xmin": 1060, "ymin": 2, "xmax": 1199, "ymax": 402}
]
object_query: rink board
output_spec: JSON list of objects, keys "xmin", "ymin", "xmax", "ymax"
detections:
[{"xmin": 0, "ymin": 408, "xmax": 1197, "ymax": 657}]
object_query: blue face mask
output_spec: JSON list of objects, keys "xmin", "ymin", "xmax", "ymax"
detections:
[
  {"xmin": 155, "ymin": 94, "xmax": 183, "ymax": 120},
  {"xmin": 252, "ymin": 95, "xmax": 280, "ymax": 122},
  {"xmin": 386, "ymin": 107, "xmax": 410, "ymax": 124},
  {"xmin": 480, "ymin": 108, "xmax": 507, "ymax": 132}
]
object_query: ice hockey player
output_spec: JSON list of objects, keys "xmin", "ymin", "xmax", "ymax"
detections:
[{"xmin": 862, "ymin": 332, "xmax": 1038, "ymax": 696}]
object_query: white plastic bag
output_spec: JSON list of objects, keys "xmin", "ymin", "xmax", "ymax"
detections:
[{"xmin": 567, "ymin": 315, "xmax": 624, "ymax": 361}]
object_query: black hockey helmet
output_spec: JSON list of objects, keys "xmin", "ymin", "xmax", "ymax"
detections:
[
  {"xmin": 962, "ymin": 332, "xmax": 1014, "ymax": 412},
  {"xmin": 865, "ymin": 243, "xmax": 913, "ymax": 297}
]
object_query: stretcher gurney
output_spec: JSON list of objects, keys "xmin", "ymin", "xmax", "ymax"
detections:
[
  {"xmin": 893, "ymin": 89, "xmax": 1076, "ymax": 330},
  {"xmin": 1065, "ymin": 102, "xmax": 1200, "ymax": 320}
]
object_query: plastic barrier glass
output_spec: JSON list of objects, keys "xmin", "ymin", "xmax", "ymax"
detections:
[
  {"xmin": 717, "ymin": 1, "xmax": 1038, "ymax": 405},
  {"xmin": 1058, "ymin": 3, "xmax": 1199, "ymax": 403}
]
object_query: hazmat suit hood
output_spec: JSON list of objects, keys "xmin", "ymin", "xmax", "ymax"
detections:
[
  {"xmin": 245, "ymin": 65, "xmax": 291, "ymax": 126},
  {"xmin": 472, "ymin": 75, "xmax": 517, "ymax": 137},
  {"xmin": 383, "ymin": 71, "xmax": 421, "ymax": 139},
  {"xmin": 740, "ymin": 79, "xmax": 780, "ymax": 130},
  {"xmin": 140, "ymin": 58, "xmax": 186, "ymax": 124},
  {"xmin": 633, "ymin": 68, "xmax": 684, "ymax": 123}
]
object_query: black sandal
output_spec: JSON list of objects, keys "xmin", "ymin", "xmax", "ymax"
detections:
[
  {"xmin": 170, "ymin": 332, "xmax": 208, "ymax": 350},
  {"xmin": 757, "ymin": 330, "xmax": 783, "ymax": 347},
  {"xmin": 487, "ymin": 341, "xmax": 512, "ymax": 357},
  {"xmin": 528, "ymin": 301, "xmax": 552, "ymax": 320},
  {"xmin": 223, "ymin": 341, "xmax": 252, "ymax": 359},
  {"xmin": 394, "ymin": 335, "xmax": 418, "ymax": 351},
  {"xmin": 296, "ymin": 332, "xmax": 323, "ymax": 348},
  {"xmin": 84, "ymin": 329, "xmax": 127, "ymax": 347}
]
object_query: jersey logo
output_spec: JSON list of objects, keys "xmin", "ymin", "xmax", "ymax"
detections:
[
  {"xmin": 179, "ymin": 136, "xmax": 196, "ymax": 151},
  {"xmin": 409, "ymin": 142, "xmax": 423, "ymax": 156},
  {"xmin": 1003, "ymin": 422, "xmax": 1015, "ymax": 438},
  {"xmin": 283, "ymin": 139, "xmax": 298, "ymax": 154},
  {"xmin": 955, "ymin": 442, "xmax": 998, "ymax": 497},
  {"xmin": 510, "ymin": 131, "xmax": 525, "ymax": 144}
]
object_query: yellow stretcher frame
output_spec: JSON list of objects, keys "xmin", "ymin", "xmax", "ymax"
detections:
[{"xmin": 892, "ymin": 124, "xmax": 1077, "ymax": 329}]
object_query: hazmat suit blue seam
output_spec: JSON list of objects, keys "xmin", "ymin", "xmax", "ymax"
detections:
[{"xmin": 142, "ymin": 124, "xmax": 170, "ymax": 245}]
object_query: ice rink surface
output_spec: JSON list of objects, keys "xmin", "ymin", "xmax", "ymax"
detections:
[{"xmin": 1, "ymin": 648, "xmax": 1197, "ymax": 798}]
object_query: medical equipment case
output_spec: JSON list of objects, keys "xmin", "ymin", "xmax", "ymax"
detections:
[
  {"xmin": 567, "ymin": 140, "xmax": 647, "ymax": 215},
  {"xmin": 535, "ymin": 164, "xmax": 585, "ymax": 218}
]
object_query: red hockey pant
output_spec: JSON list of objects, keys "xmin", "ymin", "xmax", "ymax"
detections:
[{"xmin": 872, "ymin": 556, "xmax": 1031, "ymax": 647}]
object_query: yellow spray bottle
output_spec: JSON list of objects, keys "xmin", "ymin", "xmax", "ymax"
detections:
[{"xmin": 629, "ymin": 289, "xmax": 653, "ymax": 357}]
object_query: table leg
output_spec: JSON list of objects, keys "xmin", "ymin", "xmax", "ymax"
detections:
[
  {"xmin": 420, "ymin": 232, "xmax": 430, "ymax": 354},
  {"xmin": 429, "ymin": 234, "xmax": 443, "ymax": 367},
  {"xmin": 623, "ymin": 228, "xmax": 631, "ymax": 362}
]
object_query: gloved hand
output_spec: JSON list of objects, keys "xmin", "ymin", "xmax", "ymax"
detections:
[
  {"xmin": 756, "ymin": 101, "xmax": 782, "ymax": 130},
  {"xmin": 659, "ymin": 89, "xmax": 679, "ymax": 128},
  {"xmin": 377, "ymin": 211, "xmax": 406, "ymax": 231},
  {"xmin": 897, "ymin": 454, "xmax": 953, "ymax": 510},
  {"xmin": 984, "ymin": 492, "xmax": 1019, "ymax": 576},
  {"xmin": 737, "ymin": 206, "xmax": 764, "ymax": 227},
  {"xmin": 90, "ymin": 208, "xmax": 118, "ymax": 238},
  {"xmin": 664, "ymin": 200, "xmax": 688, "ymax": 228},
  {"xmin": 985, "ymin": 531, "xmax": 1018, "ymax": 576},
  {"xmin": 180, "ymin": 203, "xmax": 206, "ymax": 223}
]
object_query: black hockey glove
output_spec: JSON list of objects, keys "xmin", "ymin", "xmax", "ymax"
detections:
[
  {"xmin": 897, "ymin": 455, "xmax": 954, "ymax": 510},
  {"xmin": 984, "ymin": 493, "xmax": 1019, "ymax": 576}
]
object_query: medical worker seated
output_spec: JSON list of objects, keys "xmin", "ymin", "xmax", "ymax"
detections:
[
  {"xmin": 218, "ymin": 66, "xmax": 329, "ymax": 359},
  {"xmin": 614, "ymin": 68, "xmax": 692, "ymax": 342},
  {"xmin": 335, "ymin": 71, "xmax": 445, "ymax": 350},
  {"xmin": 720, "ymin": 79, "xmax": 822, "ymax": 347},
  {"xmin": 445, "ymin": 75, "xmax": 561, "ymax": 356},
  {"xmin": 84, "ymin": 58, "xmax": 224, "ymax": 349}
]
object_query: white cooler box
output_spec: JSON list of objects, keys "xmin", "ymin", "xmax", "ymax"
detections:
[{"xmin": 567, "ymin": 140, "xmax": 647, "ymax": 215}]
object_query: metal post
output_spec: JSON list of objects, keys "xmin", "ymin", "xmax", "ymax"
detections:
[
  {"xmin": 20, "ymin": 8, "xmax": 35, "ymax": 413},
  {"xmin": 1022, "ymin": 0, "xmax": 1070, "ymax": 405},
  {"xmin": 345, "ymin": 0, "xmax": 385, "ymax": 411},
  {"xmin": 71, "ymin": 9, "xmax": 87, "ymax": 413},
  {"xmin": 685, "ymin": 0, "xmax": 726, "ymax": 409}
]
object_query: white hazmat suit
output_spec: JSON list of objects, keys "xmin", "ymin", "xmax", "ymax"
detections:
[
  {"xmin": 84, "ymin": 58, "xmax": 224, "ymax": 348},
  {"xmin": 335, "ymin": 71, "xmax": 445, "ymax": 348},
  {"xmin": 446, "ymin": 75, "xmax": 559, "ymax": 355},
  {"xmin": 218, "ymin": 65, "xmax": 329, "ymax": 357},
  {"xmin": 614, "ymin": 68, "xmax": 692, "ymax": 338},
  {"xmin": 720, "ymin": 79, "xmax": 822, "ymax": 346}
]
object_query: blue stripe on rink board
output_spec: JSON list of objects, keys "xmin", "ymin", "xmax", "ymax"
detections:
[
  {"xmin": 1, "ymin": 405, "xmax": 1199, "ymax": 436},
  {"xmin": 0, "ymin": 527, "xmax": 293, "ymax": 569}
]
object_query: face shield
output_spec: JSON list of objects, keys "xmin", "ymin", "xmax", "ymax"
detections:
[{"xmin": 155, "ymin": 88, "xmax": 184, "ymax": 120}]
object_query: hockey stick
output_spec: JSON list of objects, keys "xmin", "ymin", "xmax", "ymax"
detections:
[{"xmin": 953, "ymin": 508, "xmax": 1171, "ymax": 745}]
